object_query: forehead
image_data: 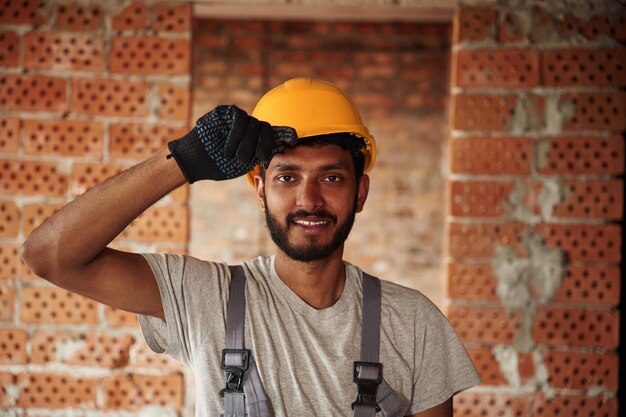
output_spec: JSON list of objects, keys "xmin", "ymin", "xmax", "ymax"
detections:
[{"xmin": 267, "ymin": 143, "xmax": 355, "ymax": 171}]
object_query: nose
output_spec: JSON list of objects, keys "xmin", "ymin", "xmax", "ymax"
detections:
[{"xmin": 296, "ymin": 178, "xmax": 324, "ymax": 212}]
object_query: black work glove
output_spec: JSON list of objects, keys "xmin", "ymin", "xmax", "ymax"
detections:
[{"xmin": 167, "ymin": 105, "xmax": 297, "ymax": 183}]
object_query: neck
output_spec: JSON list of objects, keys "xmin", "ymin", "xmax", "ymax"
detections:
[{"xmin": 274, "ymin": 248, "xmax": 346, "ymax": 310}]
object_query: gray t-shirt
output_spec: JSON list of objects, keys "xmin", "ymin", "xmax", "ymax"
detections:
[{"xmin": 138, "ymin": 254, "xmax": 480, "ymax": 417}]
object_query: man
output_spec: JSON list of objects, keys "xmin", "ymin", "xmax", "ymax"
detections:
[{"xmin": 21, "ymin": 77, "xmax": 480, "ymax": 417}]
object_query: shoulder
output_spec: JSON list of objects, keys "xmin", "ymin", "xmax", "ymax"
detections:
[
  {"xmin": 241, "ymin": 255, "xmax": 273, "ymax": 275},
  {"xmin": 351, "ymin": 265, "xmax": 447, "ymax": 326}
]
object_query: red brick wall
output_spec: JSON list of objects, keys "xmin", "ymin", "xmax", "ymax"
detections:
[
  {"xmin": 1, "ymin": 0, "xmax": 191, "ymax": 414},
  {"xmin": 191, "ymin": 19, "xmax": 452, "ymax": 303},
  {"xmin": 449, "ymin": 5, "xmax": 624, "ymax": 417},
  {"xmin": 2, "ymin": 0, "xmax": 625, "ymax": 416}
]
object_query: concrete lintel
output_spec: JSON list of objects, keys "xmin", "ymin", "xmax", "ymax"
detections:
[{"xmin": 193, "ymin": 3, "xmax": 454, "ymax": 22}]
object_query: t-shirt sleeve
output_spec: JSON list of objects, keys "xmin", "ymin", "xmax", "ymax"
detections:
[
  {"xmin": 407, "ymin": 301, "xmax": 482, "ymax": 414},
  {"xmin": 137, "ymin": 253, "xmax": 230, "ymax": 366}
]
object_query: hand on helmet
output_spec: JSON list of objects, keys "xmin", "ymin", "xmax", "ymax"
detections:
[{"xmin": 167, "ymin": 105, "xmax": 297, "ymax": 183}]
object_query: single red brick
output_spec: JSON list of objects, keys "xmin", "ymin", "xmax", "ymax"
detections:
[
  {"xmin": 543, "ymin": 350, "xmax": 618, "ymax": 390},
  {"xmin": 0, "ymin": 74, "xmax": 68, "ymax": 113},
  {"xmin": 451, "ymin": 94, "xmax": 518, "ymax": 131},
  {"xmin": 450, "ymin": 136, "xmax": 532, "ymax": 175},
  {"xmin": 109, "ymin": 123, "xmax": 187, "ymax": 159},
  {"xmin": 532, "ymin": 393, "xmax": 617, "ymax": 417},
  {"xmin": 233, "ymin": 63, "xmax": 264, "ymax": 76},
  {"xmin": 0, "ymin": 31, "xmax": 19, "ymax": 67},
  {"xmin": 110, "ymin": 36, "xmax": 191, "ymax": 75},
  {"xmin": 19, "ymin": 287, "xmax": 99, "ymax": 324},
  {"xmin": 17, "ymin": 372, "xmax": 97, "ymax": 408},
  {"xmin": 453, "ymin": 8, "xmax": 498, "ymax": 43},
  {"xmin": 0, "ymin": 117, "xmax": 19, "ymax": 152},
  {"xmin": 448, "ymin": 263, "xmax": 499, "ymax": 302},
  {"xmin": 552, "ymin": 179, "xmax": 623, "ymax": 220},
  {"xmin": 157, "ymin": 83, "xmax": 190, "ymax": 120},
  {"xmin": 72, "ymin": 77, "xmax": 149, "ymax": 117},
  {"xmin": 0, "ymin": 285, "xmax": 15, "ymax": 322},
  {"xmin": 468, "ymin": 348, "xmax": 508, "ymax": 385},
  {"xmin": 535, "ymin": 224, "xmax": 621, "ymax": 264},
  {"xmin": 559, "ymin": 14, "xmax": 626, "ymax": 42},
  {"xmin": 23, "ymin": 31, "xmax": 104, "ymax": 71},
  {"xmin": 552, "ymin": 265, "xmax": 620, "ymax": 306},
  {"xmin": 448, "ymin": 222, "xmax": 526, "ymax": 259},
  {"xmin": 561, "ymin": 92, "xmax": 626, "ymax": 131},
  {"xmin": 533, "ymin": 306, "xmax": 619, "ymax": 349},
  {"xmin": 54, "ymin": 3, "xmax": 103, "ymax": 31},
  {"xmin": 0, "ymin": 243, "xmax": 19, "ymax": 280},
  {"xmin": 537, "ymin": 135, "xmax": 624, "ymax": 175},
  {"xmin": 449, "ymin": 180, "xmax": 514, "ymax": 217},
  {"xmin": 0, "ymin": 0, "xmax": 46, "ymax": 24},
  {"xmin": 0, "ymin": 328, "xmax": 27, "ymax": 364},
  {"xmin": 454, "ymin": 391, "xmax": 529, "ymax": 417},
  {"xmin": 454, "ymin": 49, "xmax": 540, "ymax": 88},
  {"xmin": 194, "ymin": 33, "xmax": 228, "ymax": 48},
  {"xmin": 543, "ymin": 48, "xmax": 626, "ymax": 87},
  {"xmin": 101, "ymin": 373, "xmax": 184, "ymax": 410},
  {"xmin": 23, "ymin": 119, "xmax": 103, "ymax": 157},
  {"xmin": 0, "ymin": 159, "xmax": 68, "ymax": 197},
  {"xmin": 0, "ymin": 201, "xmax": 19, "ymax": 238},
  {"xmin": 448, "ymin": 304, "xmax": 523, "ymax": 345},
  {"xmin": 30, "ymin": 330, "xmax": 70, "ymax": 363},
  {"xmin": 112, "ymin": 1, "xmax": 148, "ymax": 30},
  {"xmin": 151, "ymin": 3, "xmax": 191, "ymax": 32}
]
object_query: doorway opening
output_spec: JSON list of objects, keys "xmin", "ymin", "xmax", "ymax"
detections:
[{"xmin": 190, "ymin": 16, "xmax": 452, "ymax": 307}]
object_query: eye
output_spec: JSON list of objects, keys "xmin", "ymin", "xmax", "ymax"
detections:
[
  {"xmin": 276, "ymin": 175, "xmax": 296, "ymax": 182},
  {"xmin": 323, "ymin": 175, "xmax": 341, "ymax": 183}
]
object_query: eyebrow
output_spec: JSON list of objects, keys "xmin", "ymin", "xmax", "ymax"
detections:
[{"xmin": 272, "ymin": 163, "xmax": 350, "ymax": 172}]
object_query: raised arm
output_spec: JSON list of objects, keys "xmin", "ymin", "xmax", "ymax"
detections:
[
  {"xmin": 20, "ymin": 105, "xmax": 296, "ymax": 321},
  {"xmin": 20, "ymin": 153, "xmax": 185, "ymax": 320}
]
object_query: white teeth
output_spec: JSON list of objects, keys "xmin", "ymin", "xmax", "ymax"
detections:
[{"xmin": 294, "ymin": 219, "xmax": 328, "ymax": 226}]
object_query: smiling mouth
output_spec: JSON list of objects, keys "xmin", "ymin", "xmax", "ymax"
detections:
[{"xmin": 292, "ymin": 219, "xmax": 331, "ymax": 226}]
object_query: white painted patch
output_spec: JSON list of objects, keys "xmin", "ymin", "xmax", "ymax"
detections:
[
  {"xmin": 493, "ymin": 345, "xmax": 521, "ymax": 387},
  {"xmin": 56, "ymin": 336, "xmax": 88, "ymax": 362}
]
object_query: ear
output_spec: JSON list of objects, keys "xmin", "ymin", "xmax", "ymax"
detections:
[
  {"xmin": 254, "ymin": 175, "xmax": 266, "ymax": 211},
  {"xmin": 355, "ymin": 174, "xmax": 370, "ymax": 213}
]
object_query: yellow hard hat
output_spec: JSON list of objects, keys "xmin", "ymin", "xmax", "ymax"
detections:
[{"xmin": 246, "ymin": 77, "xmax": 376, "ymax": 185}]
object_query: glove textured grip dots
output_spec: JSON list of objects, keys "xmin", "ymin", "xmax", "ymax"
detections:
[{"xmin": 167, "ymin": 105, "xmax": 297, "ymax": 183}]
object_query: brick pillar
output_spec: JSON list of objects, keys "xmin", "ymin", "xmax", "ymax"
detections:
[
  {"xmin": 448, "ymin": 4, "xmax": 624, "ymax": 416},
  {"xmin": 1, "ymin": 0, "xmax": 191, "ymax": 414}
]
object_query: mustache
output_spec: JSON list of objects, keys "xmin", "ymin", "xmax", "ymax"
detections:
[{"xmin": 287, "ymin": 210, "xmax": 337, "ymax": 223}]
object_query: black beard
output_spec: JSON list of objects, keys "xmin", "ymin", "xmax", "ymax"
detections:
[{"xmin": 264, "ymin": 197, "xmax": 357, "ymax": 262}]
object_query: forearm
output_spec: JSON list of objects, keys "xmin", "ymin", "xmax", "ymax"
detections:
[{"xmin": 21, "ymin": 152, "xmax": 186, "ymax": 280}]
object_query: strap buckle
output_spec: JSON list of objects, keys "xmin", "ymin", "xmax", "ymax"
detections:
[
  {"xmin": 220, "ymin": 348, "xmax": 251, "ymax": 397},
  {"xmin": 351, "ymin": 361, "xmax": 382, "ymax": 412}
]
